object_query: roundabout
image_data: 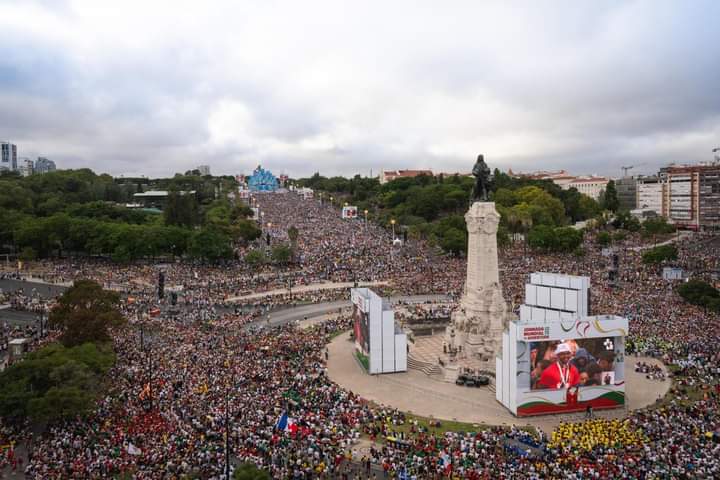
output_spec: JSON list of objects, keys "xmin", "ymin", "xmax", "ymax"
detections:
[{"xmin": 326, "ymin": 330, "xmax": 671, "ymax": 432}]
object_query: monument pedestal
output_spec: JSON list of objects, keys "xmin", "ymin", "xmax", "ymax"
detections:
[{"xmin": 445, "ymin": 202, "xmax": 511, "ymax": 372}]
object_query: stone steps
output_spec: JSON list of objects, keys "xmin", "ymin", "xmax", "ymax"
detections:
[{"xmin": 407, "ymin": 355, "xmax": 442, "ymax": 376}]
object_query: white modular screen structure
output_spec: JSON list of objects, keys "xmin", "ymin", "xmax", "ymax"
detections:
[
  {"xmin": 497, "ymin": 273, "xmax": 627, "ymax": 416},
  {"xmin": 351, "ymin": 288, "xmax": 407, "ymax": 374},
  {"xmin": 342, "ymin": 206, "xmax": 358, "ymax": 219}
]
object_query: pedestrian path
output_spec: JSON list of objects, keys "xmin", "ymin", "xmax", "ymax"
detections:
[{"xmin": 226, "ymin": 280, "xmax": 389, "ymax": 302}]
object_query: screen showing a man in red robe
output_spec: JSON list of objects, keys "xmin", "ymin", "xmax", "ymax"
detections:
[{"xmin": 529, "ymin": 337, "xmax": 618, "ymax": 390}]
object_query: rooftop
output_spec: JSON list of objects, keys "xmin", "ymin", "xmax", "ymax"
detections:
[{"xmin": 133, "ymin": 190, "xmax": 195, "ymax": 197}]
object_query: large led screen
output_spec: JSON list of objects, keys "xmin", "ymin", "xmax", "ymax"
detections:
[
  {"xmin": 353, "ymin": 304, "xmax": 370, "ymax": 355},
  {"xmin": 529, "ymin": 337, "xmax": 620, "ymax": 391}
]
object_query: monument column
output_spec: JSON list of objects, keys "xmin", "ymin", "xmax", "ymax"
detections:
[
  {"xmin": 464, "ymin": 203, "xmax": 501, "ymax": 299},
  {"xmin": 442, "ymin": 155, "xmax": 511, "ymax": 375},
  {"xmin": 458, "ymin": 201, "xmax": 508, "ymax": 355}
]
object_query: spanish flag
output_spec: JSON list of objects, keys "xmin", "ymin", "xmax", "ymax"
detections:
[{"xmin": 139, "ymin": 383, "xmax": 151, "ymax": 400}]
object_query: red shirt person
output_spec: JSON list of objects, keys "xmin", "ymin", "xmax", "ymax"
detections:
[{"xmin": 537, "ymin": 343, "xmax": 580, "ymax": 389}]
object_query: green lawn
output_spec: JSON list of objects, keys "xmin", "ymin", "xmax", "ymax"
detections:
[{"xmin": 355, "ymin": 351, "xmax": 369, "ymax": 371}]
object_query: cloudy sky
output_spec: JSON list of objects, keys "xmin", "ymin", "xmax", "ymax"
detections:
[{"xmin": 1, "ymin": 0, "xmax": 719, "ymax": 178}]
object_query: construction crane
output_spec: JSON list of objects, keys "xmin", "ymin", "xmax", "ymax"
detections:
[{"xmin": 621, "ymin": 165, "xmax": 635, "ymax": 177}]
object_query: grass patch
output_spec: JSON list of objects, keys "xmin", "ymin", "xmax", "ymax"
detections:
[
  {"xmin": 329, "ymin": 328, "xmax": 351, "ymax": 340},
  {"xmin": 355, "ymin": 350, "xmax": 369, "ymax": 371},
  {"xmin": 396, "ymin": 413, "xmax": 491, "ymax": 436},
  {"xmin": 365, "ymin": 406, "xmax": 538, "ymax": 441}
]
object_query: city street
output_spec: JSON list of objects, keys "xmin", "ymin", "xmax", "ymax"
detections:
[{"xmin": 0, "ymin": 279, "xmax": 67, "ymax": 299}]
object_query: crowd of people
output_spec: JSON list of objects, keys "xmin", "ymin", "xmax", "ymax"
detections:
[
  {"xmin": 549, "ymin": 419, "xmax": 646, "ymax": 452},
  {"xmin": 394, "ymin": 302, "xmax": 456, "ymax": 327},
  {"xmin": 0, "ymin": 190, "xmax": 718, "ymax": 478},
  {"xmin": 634, "ymin": 361, "xmax": 667, "ymax": 382}
]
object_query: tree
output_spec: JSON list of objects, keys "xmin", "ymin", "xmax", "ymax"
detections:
[
  {"xmin": 244, "ymin": 249, "xmax": 266, "ymax": 268},
  {"xmin": 19, "ymin": 246, "xmax": 37, "ymax": 261},
  {"xmin": 600, "ymin": 180, "xmax": 619, "ymax": 212},
  {"xmin": 643, "ymin": 217, "xmax": 676, "ymax": 237},
  {"xmin": 497, "ymin": 226, "xmax": 510, "ymax": 249},
  {"xmin": 231, "ymin": 204, "xmax": 254, "ymax": 220},
  {"xmin": 233, "ymin": 463, "xmax": 271, "ymax": 480},
  {"xmin": 527, "ymin": 225, "xmax": 555, "ymax": 251},
  {"xmin": 554, "ymin": 227, "xmax": 584, "ymax": 252},
  {"xmin": 641, "ymin": 244, "xmax": 678, "ymax": 265},
  {"xmin": 234, "ymin": 220, "xmax": 262, "ymax": 244},
  {"xmin": 287, "ymin": 225, "xmax": 299, "ymax": 247},
  {"xmin": 596, "ymin": 231, "xmax": 612, "ymax": 246},
  {"xmin": 49, "ymin": 280, "xmax": 126, "ymax": 347},
  {"xmin": 271, "ymin": 244, "xmax": 292, "ymax": 265},
  {"xmin": 611, "ymin": 211, "xmax": 640, "ymax": 232},
  {"xmin": 188, "ymin": 227, "xmax": 233, "ymax": 261},
  {"xmin": 528, "ymin": 225, "xmax": 583, "ymax": 253},
  {"xmin": 164, "ymin": 191, "xmax": 199, "ymax": 227},
  {"xmin": 438, "ymin": 227, "xmax": 466, "ymax": 255},
  {"xmin": 0, "ymin": 342, "xmax": 115, "ymax": 421},
  {"xmin": 287, "ymin": 225, "xmax": 299, "ymax": 262},
  {"xmin": 677, "ymin": 279, "xmax": 720, "ymax": 312},
  {"xmin": 578, "ymin": 195, "xmax": 601, "ymax": 220}
]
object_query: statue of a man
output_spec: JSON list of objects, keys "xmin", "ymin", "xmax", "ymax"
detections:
[{"xmin": 471, "ymin": 154, "xmax": 491, "ymax": 202}]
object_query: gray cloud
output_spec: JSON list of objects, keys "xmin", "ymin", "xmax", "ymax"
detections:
[{"xmin": 0, "ymin": 0, "xmax": 718, "ymax": 179}]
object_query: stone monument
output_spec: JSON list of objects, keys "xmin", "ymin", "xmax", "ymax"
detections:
[{"xmin": 445, "ymin": 155, "xmax": 510, "ymax": 370}]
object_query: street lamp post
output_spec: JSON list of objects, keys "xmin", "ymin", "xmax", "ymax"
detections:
[
  {"xmin": 391, "ymin": 219, "xmax": 396, "ymax": 241},
  {"xmin": 225, "ymin": 385, "xmax": 230, "ymax": 480},
  {"xmin": 222, "ymin": 334, "xmax": 235, "ymax": 480},
  {"xmin": 364, "ymin": 209, "xmax": 368, "ymax": 226}
]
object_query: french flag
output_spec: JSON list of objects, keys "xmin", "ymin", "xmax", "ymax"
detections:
[{"xmin": 275, "ymin": 412, "xmax": 298, "ymax": 434}]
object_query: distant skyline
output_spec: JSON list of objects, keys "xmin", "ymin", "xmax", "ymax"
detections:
[{"xmin": 1, "ymin": 1, "xmax": 719, "ymax": 179}]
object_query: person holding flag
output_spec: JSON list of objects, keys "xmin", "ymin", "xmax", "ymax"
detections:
[{"xmin": 275, "ymin": 412, "xmax": 298, "ymax": 435}]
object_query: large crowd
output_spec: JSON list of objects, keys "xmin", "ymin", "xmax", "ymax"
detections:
[{"xmin": 0, "ymin": 190, "xmax": 718, "ymax": 478}]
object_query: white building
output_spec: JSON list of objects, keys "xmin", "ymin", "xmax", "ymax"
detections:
[
  {"xmin": 565, "ymin": 176, "xmax": 609, "ymax": 200},
  {"xmin": 18, "ymin": 158, "xmax": 34, "ymax": 176},
  {"xmin": 636, "ymin": 176, "xmax": 663, "ymax": 213},
  {"xmin": 511, "ymin": 170, "xmax": 608, "ymax": 200},
  {"xmin": 196, "ymin": 165, "xmax": 211, "ymax": 176},
  {"xmin": 1, "ymin": 142, "xmax": 17, "ymax": 171},
  {"xmin": 34, "ymin": 157, "xmax": 56, "ymax": 174}
]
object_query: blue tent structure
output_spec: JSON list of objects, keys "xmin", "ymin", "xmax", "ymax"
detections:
[{"xmin": 247, "ymin": 165, "xmax": 279, "ymax": 192}]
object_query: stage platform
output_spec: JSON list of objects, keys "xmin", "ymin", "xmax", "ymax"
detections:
[{"xmin": 327, "ymin": 331, "xmax": 671, "ymax": 432}]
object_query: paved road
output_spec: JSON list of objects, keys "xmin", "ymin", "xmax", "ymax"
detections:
[
  {"xmin": 226, "ymin": 280, "xmax": 389, "ymax": 303},
  {"xmin": 0, "ymin": 279, "xmax": 68, "ymax": 298},
  {"xmin": 0, "ymin": 309, "xmax": 41, "ymax": 326},
  {"xmin": 249, "ymin": 294, "xmax": 451, "ymax": 329}
]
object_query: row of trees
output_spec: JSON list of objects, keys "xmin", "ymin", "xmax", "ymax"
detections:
[
  {"xmin": 0, "ymin": 167, "xmax": 261, "ymax": 261},
  {"xmin": 298, "ymin": 170, "xmax": 602, "ymax": 255},
  {"xmin": 641, "ymin": 244, "xmax": 678, "ymax": 264},
  {"xmin": 0, "ymin": 280, "xmax": 123, "ymax": 422},
  {"xmin": 4, "ymin": 209, "xmax": 254, "ymax": 262},
  {"xmin": 0, "ymin": 168, "xmax": 235, "ymax": 215},
  {"xmin": 0, "ymin": 343, "xmax": 115, "ymax": 421},
  {"xmin": 244, "ymin": 245, "xmax": 293, "ymax": 266},
  {"xmin": 527, "ymin": 226, "xmax": 584, "ymax": 253},
  {"xmin": 677, "ymin": 279, "xmax": 720, "ymax": 313},
  {"xmin": 0, "ymin": 169, "xmax": 135, "ymax": 214}
]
